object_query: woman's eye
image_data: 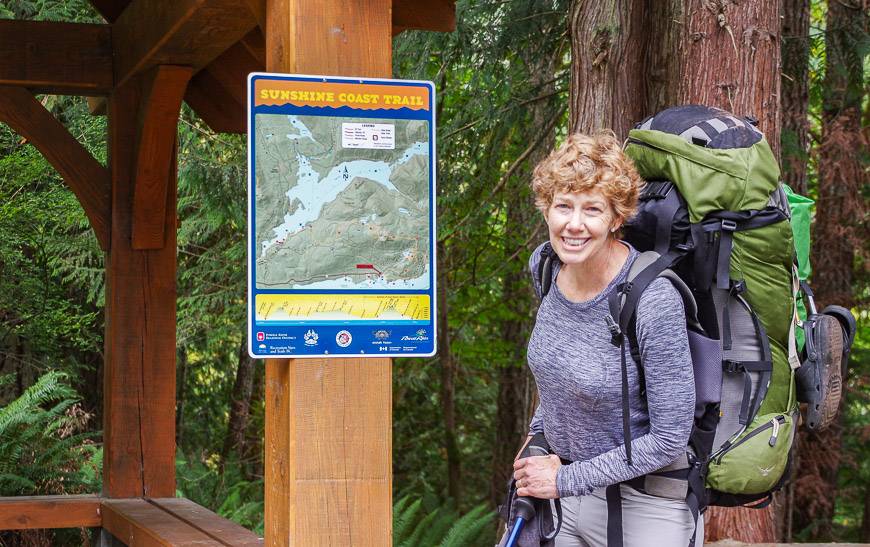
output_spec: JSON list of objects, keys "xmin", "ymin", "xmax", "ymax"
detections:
[{"xmin": 587, "ymin": 207, "xmax": 602, "ymax": 214}]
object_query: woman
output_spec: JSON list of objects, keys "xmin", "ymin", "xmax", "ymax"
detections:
[{"xmin": 512, "ymin": 132, "xmax": 700, "ymax": 546}]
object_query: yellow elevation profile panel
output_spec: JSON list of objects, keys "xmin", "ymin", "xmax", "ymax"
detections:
[{"xmin": 256, "ymin": 294, "xmax": 431, "ymax": 323}]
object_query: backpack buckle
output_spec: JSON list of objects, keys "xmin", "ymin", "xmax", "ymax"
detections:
[
  {"xmin": 605, "ymin": 315, "xmax": 623, "ymax": 345},
  {"xmin": 729, "ymin": 279, "xmax": 747, "ymax": 295},
  {"xmin": 721, "ymin": 219, "xmax": 738, "ymax": 232},
  {"xmin": 723, "ymin": 360, "xmax": 744, "ymax": 373}
]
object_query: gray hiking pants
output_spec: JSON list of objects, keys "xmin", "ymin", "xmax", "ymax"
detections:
[{"xmin": 555, "ymin": 485, "xmax": 704, "ymax": 547}]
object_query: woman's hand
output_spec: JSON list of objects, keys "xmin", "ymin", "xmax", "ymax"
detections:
[{"xmin": 513, "ymin": 454, "xmax": 561, "ymax": 499}]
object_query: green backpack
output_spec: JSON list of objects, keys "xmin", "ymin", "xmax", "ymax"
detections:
[{"xmin": 536, "ymin": 106, "xmax": 856, "ymax": 547}]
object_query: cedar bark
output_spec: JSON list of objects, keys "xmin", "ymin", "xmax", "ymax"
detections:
[
  {"xmin": 437, "ymin": 240, "xmax": 461, "ymax": 502},
  {"xmin": 569, "ymin": 0, "xmax": 784, "ymax": 542},
  {"xmin": 652, "ymin": 0, "xmax": 782, "ymax": 160},
  {"xmin": 793, "ymin": 0, "xmax": 868, "ymax": 540},
  {"xmin": 569, "ymin": 0, "xmax": 649, "ymax": 138},
  {"xmin": 175, "ymin": 346, "xmax": 188, "ymax": 447},
  {"xmin": 221, "ymin": 337, "xmax": 256, "ymax": 468},
  {"xmin": 780, "ymin": 0, "xmax": 811, "ymax": 195},
  {"xmin": 778, "ymin": 0, "xmax": 811, "ymax": 539},
  {"xmin": 660, "ymin": 2, "xmax": 783, "ymax": 541}
]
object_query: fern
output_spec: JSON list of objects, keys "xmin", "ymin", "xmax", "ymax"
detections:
[
  {"xmin": 0, "ymin": 371, "xmax": 99, "ymax": 496},
  {"xmin": 394, "ymin": 498, "xmax": 424, "ymax": 541},
  {"xmin": 393, "ymin": 495, "xmax": 496, "ymax": 547},
  {"xmin": 440, "ymin": 504, "xmax": 494, "ymax": 547}
]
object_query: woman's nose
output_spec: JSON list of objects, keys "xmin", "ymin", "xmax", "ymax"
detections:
[{"xmin": 566, "ymin": 210, "xmax": 585, "ymax": 230}]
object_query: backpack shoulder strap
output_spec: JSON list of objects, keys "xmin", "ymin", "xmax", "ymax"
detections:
[
  {"xmin": 537, "ymin": 242, "xmax": 558, "ymax": 299},
  {"xmin": 619, "ymin": 250, "xmax": 700, "ymax": 334}
]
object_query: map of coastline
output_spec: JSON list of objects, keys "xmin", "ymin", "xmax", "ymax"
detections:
[{"xmin": 255, "ymin": 114, "xmax": 431, "ymax": 290}]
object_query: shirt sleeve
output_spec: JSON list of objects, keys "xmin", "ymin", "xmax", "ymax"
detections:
[
  {"xmin": 529, "ymin": 403, "xmax": 544, "ymax": 435},
  {"xmin": 528, "ymin": 242, "xmax": 547, "ymax": 299},
  {"xmin": 555, "ymin": 277, "xmax": 695, "ymax": 497}
]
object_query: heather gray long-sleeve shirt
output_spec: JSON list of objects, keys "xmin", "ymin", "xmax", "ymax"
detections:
[{"xmin": 527, "ymin": 242, "xmax": 694, "ymax": 498}]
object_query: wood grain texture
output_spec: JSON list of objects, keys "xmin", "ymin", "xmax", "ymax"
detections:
[
  {"xmin": 392, "ymin": 0, "xmax": 456, "ymax": 35},
  {"xmin": 0, "ymin": 495, "xmax": 102, "ymax": 530},
  {"xmin": 0, "ymin": 20, "xmax": 113, "ymax": 94},
  {"xmin": 0, "ymin": 86, "xmax": 111, "ymax": 250},
  {"xmin": 112, "ymin": 0, "xmax": 258, "ymax": 88},
  {"xmin": 184, "ymin": 72, "xmax": 245, "ymax": 134},
  {"xmin": 148, "ymin": 498, "xmax": 263, "ymax": 546},
  {"xmin": 264, "ymin": 360, "xmax": 291, "ymax": 546},
  {"xmin": 569, "ymin": 0, "xmax": 649, "ymax": 139},
  {"xmin": 104, "ymin": 77, "xmax": 177, "ymax": 499},
  {"xmin": 264, "ymin": 2, "xmax": 394, "ymax": 543},
  {"xmin": 101, "ymin": 500, "xmax": 224, "ymax": 546},
  {"xmin": 265, "ymin": 359, "xmax": 392, "ymax": 546},
  {"xmin": 88, "ymin": 0, "xmax": 131, "ymax": 22},
  {"xmin": 266, "ymin": 0, "xmax": 392, "ymax": 76},
  {"xmin": 655, "ymin": 0, "xmax": 782, "ymax": 157},
  {"xmin": 132, "ymin": 65, "xmax": 192, "ymax": 250}
]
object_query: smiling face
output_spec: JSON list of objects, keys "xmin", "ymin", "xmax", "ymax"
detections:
[{"xmin": 545, "ymin": 189, "xmax": 620, "ymax": 268}]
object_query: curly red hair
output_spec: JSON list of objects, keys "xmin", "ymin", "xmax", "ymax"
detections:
[{"xmin": 531, "ymin": 131, "xmax": 644, "ymax": 227}]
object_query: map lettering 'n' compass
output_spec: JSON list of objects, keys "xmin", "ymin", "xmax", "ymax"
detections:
[{"xmin": 247, "ymin": 73, "xmax": 437, "ymax": 358}]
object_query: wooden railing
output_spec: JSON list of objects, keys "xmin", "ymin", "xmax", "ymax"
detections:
[{"xmin": 0, "ymin": 495, "xmax": 262, "ymax": 546}]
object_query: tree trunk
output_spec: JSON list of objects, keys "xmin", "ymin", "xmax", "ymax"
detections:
[
  {"xmin": 657, "ymin": 2, "xmax": 782, "ymax": 541},
  {"xmin": 652, "ymin": 0, "xmax": 782, "ymax": 160},
  {"xmin": 780, "ymin": 0, "xmax": 811, "ymax": 195},
  {"xmin": 809, "ymin": 0, "xmax": 867, "ymax": 310},
  {"xmin": 437, "ymin": 241, "xmax": 461, "ymax": 502},
  {"xmin": 570, "ymin": 0, "xmax": 784, "ymax": 542},
  {"xmin": 243, "ymin": 360, "xmax": 266, "ymax": 481},
  {"xmin": 793, "ymin": 0, "xmax": 868, "ymax": 540},
  {"xmin": 569, "ymin": 0, "xmax": 649, "ymax": 138},
  {"xmin": 778, "ymin": 1, "xmax": 811, "ymax": 539},
  {"xmin": 175, "ymin": 345, "xmax": 188, "ymax": 448},
  {"xmin": 221, "ymin": 337, "xmax": 256, "ymax": 469}
]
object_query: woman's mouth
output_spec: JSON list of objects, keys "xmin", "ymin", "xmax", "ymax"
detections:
[{"xmin": 561, "ymin": 237, "xmax": 589, "ymax": 249}]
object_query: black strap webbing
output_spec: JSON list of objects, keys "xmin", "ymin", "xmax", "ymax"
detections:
[
  {"xmin": 654, "ymin": 188, "xmax": 682, "ymax": 255},
  {"xmin": 606, "ymin": 484, "xmax": 624, "ymax": 547}
]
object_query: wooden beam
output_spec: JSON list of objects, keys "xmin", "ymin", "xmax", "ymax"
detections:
[
  {"xmin": 148, "ymin": 498, "xmax": 262, "ymax": 546},
  {"xmin": 239, "ymin": 29, "xmax": 267, "ymax": 67},
  {"xmin": 112, "ymin": 0, "xmax": 258, "ymax": 89},
  {"xmin": 264, "ymin": 2, "xmax": 393, "ymax": 544},
  {"xmin": 392, "ymin": 0, "xmax": 456, "ymax": 35},
  {"xmin": 132, "ymin": 65, "xmax": 192, "ymax": 250},
  {"xmin": 0, "ymin": 86, "xmax": 111, "ymax": 250},
  {"xmin": 0, "ymin": 20, "xmax": 113, "ymax": 95},
  {"xmin": 104, "ymin": 77, "xmax": 177, "ymax": 498},
  {"xmin": 101, "ymin": 500, "xmax": 224, "ymax": 546},
  {"xmin": 184, "ymin": 73, "xmax": 244, "ymax": 134},
  {"xmin": 199, "ymin": 42, "xmax": 259, "ymax": 109},
  {"xmin": 0, "ymin": 495, "xmax": 102, "ymax": 530},
  {"xmin": 88, "ymin": 0, "xmax": 132, "ymax": 22}
]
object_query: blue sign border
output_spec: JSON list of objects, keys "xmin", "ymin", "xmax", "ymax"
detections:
[{"xmin": 247, "ymin": 73, "xmax": 437, "ymax": 358}]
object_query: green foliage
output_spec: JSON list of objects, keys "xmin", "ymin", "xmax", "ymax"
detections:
[
  {"xmin": 833, "ymin": 318, "xmax": 870, "ymax": 540},
  {"xmin": 0, "ymin": 371, "xmax": 100, "ymax": 496},
  {"xmin": 176, "ymin": 455, "xmax": 265, "ymax": 534},
  {"xmin": 393, "ymin": 494, "xmax": 495, "ymax": 547}
]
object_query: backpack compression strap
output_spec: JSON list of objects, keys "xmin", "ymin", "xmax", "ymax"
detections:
[{"xmin": 691, "ymin": 208, "xmax": 787, "ymax": 291}]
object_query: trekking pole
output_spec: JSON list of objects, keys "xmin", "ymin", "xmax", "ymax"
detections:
[{"xmin": 505, "ymin": 433, "xmax": 551, "ymax": 547}]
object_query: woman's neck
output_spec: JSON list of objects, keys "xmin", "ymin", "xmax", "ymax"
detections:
[{"xmin": 557, "ymin": 240, "xmax": 629, "ymax": 302}]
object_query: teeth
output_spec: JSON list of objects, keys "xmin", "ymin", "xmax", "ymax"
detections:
[{"xmin": 563, "ymin": 237, "xmax": 586, "ymax": 246}]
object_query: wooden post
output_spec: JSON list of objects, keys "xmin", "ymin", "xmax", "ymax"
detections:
[
  {"xmin": 263, "ymin": 1, "xmax": 393, "ymax": 545},
  {"xmin": 103, "ymin": 74, "xmax": 183, "ymax": 500}
]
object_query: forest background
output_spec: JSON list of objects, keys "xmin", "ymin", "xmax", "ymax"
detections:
[{"xmin": 0, "ymin": 0, "xmax": 866, "ymax": 545}]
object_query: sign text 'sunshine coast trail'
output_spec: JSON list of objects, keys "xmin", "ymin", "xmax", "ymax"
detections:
[{"xmin": 247, "ymin": 73, "xmax": 437, "ymax": 358}]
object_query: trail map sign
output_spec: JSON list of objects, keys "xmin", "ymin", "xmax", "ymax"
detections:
[{"xmin": 247, "ymin": 73, "xmax": 436, "ymax": 358}]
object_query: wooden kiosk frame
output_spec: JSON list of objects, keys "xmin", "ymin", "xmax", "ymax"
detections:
[{"xmin": 0, "ymin": 1, "xmax": 454, "ymax": 544}]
